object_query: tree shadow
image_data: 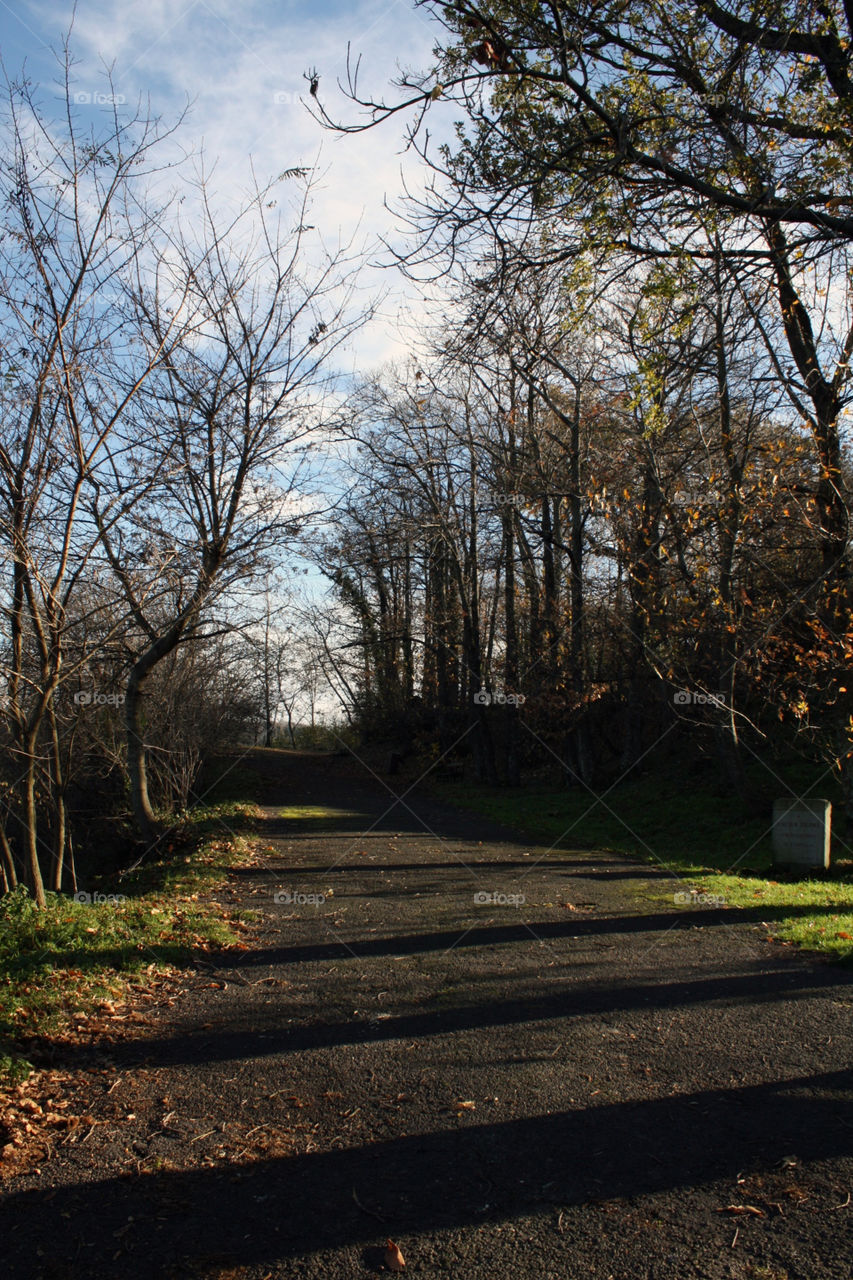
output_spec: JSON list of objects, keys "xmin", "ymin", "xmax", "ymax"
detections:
[
  {"xmin": 1, "ymin": 1067, "xmax": 850, "ymax": 1279},
  {"xmin": 20, "ymin": 943, "xmax": 850, "ymax": 1072}
]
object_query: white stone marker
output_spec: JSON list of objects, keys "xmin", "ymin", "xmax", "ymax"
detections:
[{"xmin": 771, "ymin": 799, "xmax": 831, "ymax": 869}]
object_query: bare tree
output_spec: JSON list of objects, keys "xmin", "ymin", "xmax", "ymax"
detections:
[
  {"xmin": 0, "ymin": 59, "xmax": 191, "ymax": 902},
  {"xmin": 93, "ymin": 171, "xmax": 367, "ymax": 841}
]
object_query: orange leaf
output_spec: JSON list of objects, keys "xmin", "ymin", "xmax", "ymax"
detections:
[{"xmin": 384, "ymin": 1238, "xmax": 406, "ymax": 1271}]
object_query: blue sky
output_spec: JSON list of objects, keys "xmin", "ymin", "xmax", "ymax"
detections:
[
  {"xmin": 0, "ymin": 0, "xmax": 459, "ymax": 675},
  {"xmin": 0, "ymin": 0, "xmax": 448, "ymax": 368}
]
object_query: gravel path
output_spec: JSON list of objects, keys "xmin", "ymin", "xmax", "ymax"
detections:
[{"xmin": 2, "ymin": 750, "xmax": 852, "ymax": 1279}]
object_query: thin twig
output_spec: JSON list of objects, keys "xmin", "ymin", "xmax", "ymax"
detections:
[
  {"xmin": 244, "ymin": 1123, "xmax": 271, "ymax": 1138},
  {"xmin": 352, "ymin": 1185, "xmax": 386, "ymax": 1222}
]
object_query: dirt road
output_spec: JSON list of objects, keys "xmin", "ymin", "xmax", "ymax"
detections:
[{"xmin": 2, "ymin": 751, "xmax": 851, "ymax": 1278}]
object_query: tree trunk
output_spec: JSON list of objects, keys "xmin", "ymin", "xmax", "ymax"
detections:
[
  {"xmin": 621, "ymin": 447, "xmax": 662, "ymax": 771},
  {"xmin": 567, "ymin": 386, "xmax": 591, "ymax": 783},
  {"xmin": 504, "ymin": 513, "xmax": 521, "ymax": 786},
  {"xmin": 48, "ymin": 705, "xmax": 68, "ymax": 891},
  {"xmin": 122, "ymin": 565, "xmax": 217, "ymax": 840},
  {"xmin": 0, "ymin": 824, "xmax": 18, "ymax": 893},
  {"xmin": 766, "ymin": 221, "xmax": 849, "ymax": 610},
  {"xmin": 125, "ymin": 665, "xmax": 161, "ymax": 843},
  {"xmin": 24, "ymin": 749, "xmax": 47, "ymax": 907},
  {"xmin": 711, "ymin": 278, "xmax": 747, "ymax": 798}
]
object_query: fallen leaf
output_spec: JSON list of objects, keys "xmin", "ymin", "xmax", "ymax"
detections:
[
  {"xmin": 718, "ymin": 1204, "xmax": 765, "ymax": 1216},
  {"xmin": 384, "ymin": 1238, "xmax": 405, "ymax": 1271}
]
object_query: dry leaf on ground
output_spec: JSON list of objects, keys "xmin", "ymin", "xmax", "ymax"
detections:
[{"xmin": 384, "ymin": 1238, "xmax": 405, "ymax": 1270}]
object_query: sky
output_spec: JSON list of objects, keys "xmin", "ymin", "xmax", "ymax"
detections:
[
  {"xmin": 0, "ymin": 0, "xmax": 451, "ymax": 371},
  {"xmin": 0, "ymin": 0, "xmax": 463, "ymax": 716}
]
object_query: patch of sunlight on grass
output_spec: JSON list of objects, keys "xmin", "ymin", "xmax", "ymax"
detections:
[
  {"xmin": 432, "ymin": 778, "xmax": 853, "ymax": 965},
  {"xmin": 278, "ymin": 805, "xmax": 363, "ymax": 819}
]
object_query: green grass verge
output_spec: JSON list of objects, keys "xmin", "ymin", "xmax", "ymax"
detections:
[
  {"xmin": 431, "ymin": 772, "xmax": 853, "ymax": 964},
  {"xmin": 0, "ymin": 801, "xmax": 258, "ymax": 1083}
]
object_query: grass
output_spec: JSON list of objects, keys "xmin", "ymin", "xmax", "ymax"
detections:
[
  {"xmin": 430, "ymin": 768, "xmax": 853, "ymax": 964},
  {"xmin": 277, "ymin": 805, "xmax": 361, "ymax": 820},
  {"xmin": 0, "ymin": 800, "xmax": 258, "ymax": 1083}
]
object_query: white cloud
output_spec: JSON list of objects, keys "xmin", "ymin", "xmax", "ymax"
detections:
[{"xmin": 16, "ymin": 0, "xmax": 454, "ymax": 369}]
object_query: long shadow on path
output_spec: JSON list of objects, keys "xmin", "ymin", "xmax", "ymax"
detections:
[
  {"xmin": 20, "ymin": 953, "xmax": 849, "ymax": 1072},
  {"xmin": 2, "ymin": 1068, "xmax": 851, "ymax": 1279}
]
